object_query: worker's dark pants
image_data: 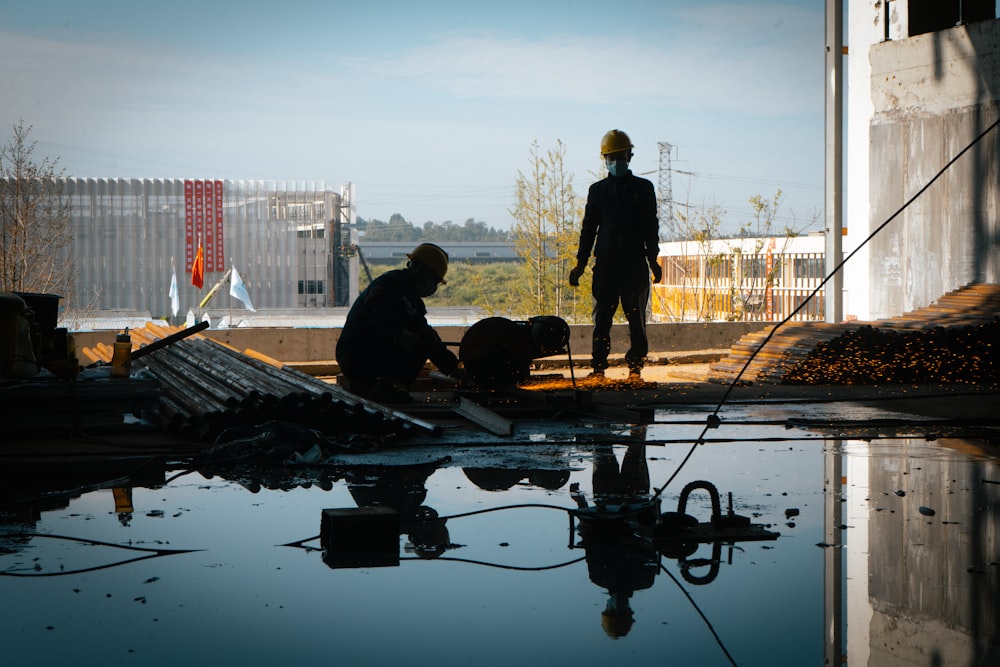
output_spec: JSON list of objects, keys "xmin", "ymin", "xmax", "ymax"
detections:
[
  {"xmin": 340, "ymin": 333, "xmax": 428, "ymax": 386},
  {"xmin": 593, "ymin": 444, "xmax": 650, "ymax": 498},
  {"xmin": 591, "ymin": 272, "xmax": 649, "ymax": 372}
]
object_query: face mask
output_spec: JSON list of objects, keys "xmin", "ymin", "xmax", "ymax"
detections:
[
  {"xmin": 415, "ymin": 274, "xmax": 438, "ymax": 297},
  {"xmin": 606, "ymin": 158, "xmax": 628, "ymax": 177}
]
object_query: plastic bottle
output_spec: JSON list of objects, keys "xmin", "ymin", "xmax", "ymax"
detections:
[{"xmin": 111, "ymin": 328, "xmax": 132, "ymax": 378}]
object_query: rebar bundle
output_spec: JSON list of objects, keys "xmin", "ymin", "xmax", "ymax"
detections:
[{"xmin": 134, "ymin": 335, "xmax": 439, "ymax": 441}]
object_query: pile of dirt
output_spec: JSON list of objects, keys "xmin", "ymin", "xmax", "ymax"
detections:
[{"xmin": 783, "ymin": 319, "xmax": 999, "ymax": 385}]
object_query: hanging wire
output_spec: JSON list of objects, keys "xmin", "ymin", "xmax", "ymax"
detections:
[
  {"xmin": 660, "ymin": 561, "xmax": 739, "ymax": 666},
  {"xmin": 566, "ymin": 334, "xmax": 578, "ymax": 389},
  {"xmin": 0, "ymin": 534, "xmax": 202, "ymax": 577},
  {"xmin": 652, "ymin": 114, "xmax": 1000, "ymax": 500}
]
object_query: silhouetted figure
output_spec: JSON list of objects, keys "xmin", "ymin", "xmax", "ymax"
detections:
[
  {"xmin": 573, "ymin": 443, "xmax": 657, "ymax": 638},
  {"xmin": 463, "ymin": 467, "xmax": 571, "ymax": 492},
  {"xmin": 569, "ymin": 129, "xmax": 661, "ymax": 379},
  {"xmin": 336, "ymin": 243, "xmax": 461, "ymax": 403},
  {"xmin": 345, "ymin": 461, "xmax": 450, "ymax": 559}
]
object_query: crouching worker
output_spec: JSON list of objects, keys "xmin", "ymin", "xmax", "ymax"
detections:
[{"xmin": 336, "ymin": 243, "xmax": 462, "ymax": 403}]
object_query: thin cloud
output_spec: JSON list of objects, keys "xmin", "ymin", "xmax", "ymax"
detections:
[{"xmin": 349, "ymin": 5, "xmax": 820, "ymax": 115}]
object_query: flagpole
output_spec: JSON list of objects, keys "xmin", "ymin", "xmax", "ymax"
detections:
[{"xmin": 170, "ymin": 256, "xmax": 176, "ymax": 326}]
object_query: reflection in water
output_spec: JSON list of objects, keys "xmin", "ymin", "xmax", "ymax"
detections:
[
  {"xmin": 841, "ymin": 438, "xmax": 1000, "ymax": 665},
  {"xmin": 0, "ymin": 457, "xmax": 199, "ymax": 577},
  {"xmin": 463, "ymin": 467, "xmax": 571, "ymax": 492},
  {"xmin": 113, "ymin": 487, "xmax": 134, "ymax": 526},
  {"xmin": 309, "ymin": 441, "xmax": 772, "ymax": 655},
  {"xmin": 345, "ymin": 459, "xmax": 452, "ymax": 559},
  {"xmin": 3, "ymin": 434, "xmax": 998, "ymax": 665},
  {"xmin": 576, "ymin": 444, "xmax": 656, "ymax": 639},
  {"xmin": 0, "ymin": 456, "xmax": 166, "ymax": 557},
  {"xmin": 0, "ymin": 534, "xmax": 199, "ymax": 577}
]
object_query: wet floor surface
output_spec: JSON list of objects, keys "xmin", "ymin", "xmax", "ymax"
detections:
[{"xmin": 2, "ymin": 411, "xmax": 999, "ymax": 666}]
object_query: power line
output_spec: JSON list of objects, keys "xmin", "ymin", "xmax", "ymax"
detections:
[{"xmin": 657, "ymin": 142, "xmax": 675, "ymax": 241}]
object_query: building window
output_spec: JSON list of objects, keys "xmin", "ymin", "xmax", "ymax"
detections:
[{"xmin": 298, "ymin": 280, "xmax": 325, "ymax": 295}]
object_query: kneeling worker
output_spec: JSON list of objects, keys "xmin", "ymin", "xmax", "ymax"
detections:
[{"xmin": 336, "ymin": 242, "xmax": 461, "ymax": 403}]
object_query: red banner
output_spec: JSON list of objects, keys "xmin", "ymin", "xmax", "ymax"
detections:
[
  {"xmin": 214, "ymin": 181, "xmax": 225, "ymax": 269},
  {"xmin": 184, "ymin": 180, "xmax": 225, "ymax": 274},
  {"xmin": 184, "ymin": 181, "xmax": 194, "ymax": 271},
  {"xmin": 203, "ymin": 181, "xmax": 215, "ymax": 272}
]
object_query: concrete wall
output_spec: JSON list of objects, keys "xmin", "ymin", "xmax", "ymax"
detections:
[
  {"xmin": 73, "ymin": 321, "xmax": 771, "ymax": 363},
  {"xmin": 845, "ymin": 0, "xmax": 886, "ymax": 321},
  {"xmin": 868, "ymin": 19, "xmax": 1000, "ymax": 319},
  {"xmin": 866, "ymin": 438, "xmax": 1000, "ymax": 664}
]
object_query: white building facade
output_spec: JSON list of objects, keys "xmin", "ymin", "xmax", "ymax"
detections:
[{"xmin": 59, "ymin": 178, "xmax": 352, "ymax": 317}]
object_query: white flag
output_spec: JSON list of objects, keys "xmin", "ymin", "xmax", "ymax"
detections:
[
  {"xmin": 229, "ymin": 265, "xmax": 256, "ymax": 312},
  {"xmin": 168, "ymin": 267, "xmax": 180, "ymax": 317}
]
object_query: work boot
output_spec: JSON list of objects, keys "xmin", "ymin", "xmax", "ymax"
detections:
[
  {"xmin": 586, "ymin": 369, "xmax": 605, "ymax": 379},
  {"xmin": 628, "ymin": 367, "xmax": 643, "ymax": 381},
  {"xmin": 367, "ymin": 377, "xmax": 413, "ymax": 404}
]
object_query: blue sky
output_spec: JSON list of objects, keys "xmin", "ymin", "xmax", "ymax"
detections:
[{"xmin": 0, "ymin": 0, "xmax": 825, "ymax": 233}]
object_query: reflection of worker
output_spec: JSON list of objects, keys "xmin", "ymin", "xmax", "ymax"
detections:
[
  {"xmin": 113, "ymin": 487, "xmax": 134, "ymax": 527},
  {"xmin": 592, "ymin": 443, "xmax": 650, "ymax": 505},
  {"xmin": 346, "ymin": 463, "xmax": 450, "ymax": 559},
  {"xmin": 569, "ymin": 130, "xmax": 661, "ymax": 379},
  {"xmin": 574, "ymin": 443, "xmax": 657, "ymax": 638},
  {"xmin": 463, "ymin": 467, "xmax": 571, "ymax": 492},
  {"xmin": 336, "ymin": 243, "xmax": 461, "ymax": 403}
]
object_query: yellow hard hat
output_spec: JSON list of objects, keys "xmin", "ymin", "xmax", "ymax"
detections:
[
  {"xmin": 601, "ymin": 610, "xmax": 635, "ymax": 638},
  {"xmin": 407, "ymin": 243, "xmax": 449, "ymax": 284},
  {"xmin": 600, "ymin": 129, "xmax": 633, "ymax": 156}
]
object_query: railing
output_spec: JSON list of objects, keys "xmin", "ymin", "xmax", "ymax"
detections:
[
  {"xmin": 651, "ymin": 251, "xmax": 826, "ymax": 322},
  {"xmin": 652, "ymin": 284, "xmax": 825, "ymax": 322}
]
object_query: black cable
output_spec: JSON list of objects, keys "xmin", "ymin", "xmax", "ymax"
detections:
[
  {"xmin": 566, "ymin": 336, "xmax": 578, "ymax": 389},
  {"xmin": 0, "ymin": 533, "xmax": 202, "ymax": 578},
  {"xmin": 402, "ymin": 554, "xmax": 587, "ymax": 571},
  {"xmin": 659, "ymin": 560, "xmax": 739, "ymax": 666},
  {"xmin": 652, "ymin": 114, "xmax": 1000, "ymax": 500},
  {"xmin": 401, "ymin": 502, "xmax": 570, "ymax": 523},
  {"xmin": 163, "ymin": 468, "xmax": 199, "ymax": 485}
]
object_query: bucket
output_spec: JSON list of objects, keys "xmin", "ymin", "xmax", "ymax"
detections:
[
  {"xmin": 0, "ymin": 292, "xmax": 39, "ymax": 377},
  {"xmin": 13, "ymin": 291, "xmax": 62, "ymax": 363},
  {"xmin": 14, "ymin": 292, "xmax": 61, "ymax": 334}
]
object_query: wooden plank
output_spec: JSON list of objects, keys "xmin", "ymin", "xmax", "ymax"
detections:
[{"xmin": 452, "ymin": 397, "xmax": 514, "ymax": 436}]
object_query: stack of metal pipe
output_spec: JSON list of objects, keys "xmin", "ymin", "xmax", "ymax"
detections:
[{"xmin": 138, "ymin": 336, "xmax": 439, "ymax": 441}]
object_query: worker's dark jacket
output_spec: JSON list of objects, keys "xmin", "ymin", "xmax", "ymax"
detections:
[
  {"xmin": 336, "ymin": 269, "xmax": 458, "ymax": 383},
  {"xmin": 576, "ymin": 172, "xmax": 659, "ymax": 283}
]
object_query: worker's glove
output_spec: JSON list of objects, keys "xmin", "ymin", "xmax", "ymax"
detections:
[
  {"xmin": 649, "ymin": 262, "xmax": 662, "ymax": 284},
  {"xmin": 568, "ymin": 262, "xmax": 586, "ymax": 287}
]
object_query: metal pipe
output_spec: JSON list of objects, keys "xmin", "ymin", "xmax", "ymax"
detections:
[
  {"xmin": 142, "ymin": 355, "xmax": 237, "ymax": 419},
  {"xmin": 157, "ymin": 342, "xmax": 266, "ymax": 406},
  {"xmin": 147, "ymin": 346, "xmax": 246, "ymax": 410},
  {"xmin": 132, "ymin": 321, "xmax": 210, "ymax": 360},
  {"xmin": 186, "ymin": 339, "xmax": 296, "ymax": 403}
]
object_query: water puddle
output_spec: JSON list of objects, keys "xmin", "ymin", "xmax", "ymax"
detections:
[{"xmin": 2, "ymin": 419, "xmax": 998, "ymax": 665}]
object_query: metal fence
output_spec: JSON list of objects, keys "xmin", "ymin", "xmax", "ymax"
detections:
[
  {"xmin": 61, "ymin": 178, "xmax": 340, "ymax": 316},
  {"xmin": 651, "ymin": 252, "xmax": 826, "ymax": 322}
]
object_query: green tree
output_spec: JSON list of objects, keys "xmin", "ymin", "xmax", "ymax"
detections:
[
  {"xmin": 358, "ymin": 260, "xmax": 521, "ymax": 311},
  {"xmin": 666, "ymin": 188, "xmax": 816, "ymax": 322},
  {"xmin": 0, "ymin": 121, "xmax": 73, "ymax": 296},
  {"xmin": 726, "ymin": 189, "xmax": 822, "ymax": 321},
  {"xmin": 670, "ymin": 198, "xmax": 729, "ymax": 321},
  {"xmin": 359, "ymin": 215, "xmax": 509, "ymax": 242},
  {"xmin": 509, "ymin": 140, "xmax": 585, "ymax": 320}
]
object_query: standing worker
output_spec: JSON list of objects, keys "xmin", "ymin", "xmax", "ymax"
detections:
[
  {"xmin": 569, "ymin": 129, "xmax": 662, "ymax": 379},
  {"xmin": 336, "ymin": 242, "xmax": 461, "ymax": 403}
]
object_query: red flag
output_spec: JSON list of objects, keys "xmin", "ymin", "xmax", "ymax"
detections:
[{"xmin": 191, "ymin": 243, "xmax": 205, "ymax": 289}]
